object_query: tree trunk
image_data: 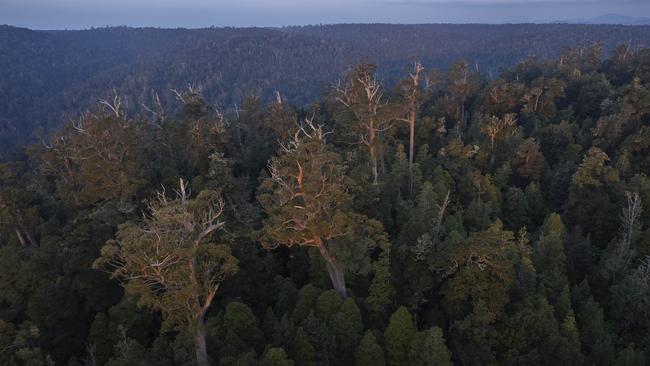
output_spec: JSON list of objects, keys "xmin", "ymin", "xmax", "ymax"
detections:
[
  {"xmin": 20, "ymin": 226, "xmax": 36, "ymax": 247},
  {"xmin": 326, "ymin": 259, "xmax": 347, "ymax": 299},
  {"xmin": 408, "ymin": 116, "xmax": 415, "ymax": 196},
  {"xmin": 316, "ymin": 239, "xmax": 347, "ymax": 298},
  {"xmin": 489, "ymin": 139, "xmax": 496, "ymax": 167},
  {"xmin": 459, "ymin": 104, "xmax": 465, "ymax": 138},
  {"xmin": 369, "ymin": 124, "xmax": 379, "ymax": 185},
  {"xmin": 370, "ymin": 146, "xmax": 379, "ymax": 186},
  {"xmin": 195, "ymin": 317, "xmax": 209, "ymax": 366},
  {"xmin": 14, "ymin": 228, "xmax": 26, "ymax": 247}
]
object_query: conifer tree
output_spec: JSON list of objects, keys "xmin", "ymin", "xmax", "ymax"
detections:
[
  {"xmin": 292, "ymin": 327, "xmax": 317, "ymax": 366},
  {"xmin": 315, "ymin": 290, "xmax": 343, "ymax": 322},
  {"xmin": 262, "ymin": 347, "xmax": 294, "ymax": 366},
  {"xmin": 355, "ymin": 331, "xmax": 385, "ymax": 366},
  {"xmin": 503, "ymin": 187, "xmax": 531, "ymax": 230},
  {"xmin": 533, "ymin": 213, "xmax": 570, "ymax": 301},
  {"xmin": 574, "ymin": 282, "xmax": 618, "ymax": 366},
  {"xmin": 408, "ymin": 327, "xmax": 452, "ymax": 366},
  {"xmin": 330, "ymin": 298, "xmax": 364, "ymax": 364},
  {"xmin": 384, "ymin": 306, "xmax": 416, "ymax": 366},
  {"xmin": 293, "ymin": 284, "xmax": 321, "ymax": 322},
  {"xmin": 366, "ymin": 245, "xmax": 395, "ymax": 324}
]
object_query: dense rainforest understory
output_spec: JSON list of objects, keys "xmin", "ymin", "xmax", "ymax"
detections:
[{"xmin": 2, "ymin": 43, "xmax": 650, "ymax": 365}]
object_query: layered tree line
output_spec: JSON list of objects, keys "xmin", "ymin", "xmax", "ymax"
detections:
[
  {"xmin": 3, "ymin": 23, "xmax": 650, "ymax": 150},
  {"xmin": 2, "ymin": 43, "xmax": 650, "ymax": 365}
]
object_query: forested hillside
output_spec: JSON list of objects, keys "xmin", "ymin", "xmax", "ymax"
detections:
[
  {"xmin": 2, "ymin": 23, "xmax": 650, "ymax": 149},
  {"xmin": 1, "ymin": 41, "xmax": 650, "ymax": 365}
]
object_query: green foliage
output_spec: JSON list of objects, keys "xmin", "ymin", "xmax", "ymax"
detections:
[
  {"xmin": 258, "ymin": 122, "xmax": 373, "ymax": 297},
  {"xmin": 355, "ymin": 331, "xmax": 385, "ymax": 366},
  {"xmin": 105, "ymin": 329, "xmax": 157, "ymax": 366},
  {"xmin": 217, "ymin": 302, "xmax": 265, "ymax": 357},
  {"xmin": 291, "ymin": 327, "xmax": 316, "ymax": 366},
  {"xmin": 568, "ymin": 147, "xmax": 622, "ymax": 246},
  {"xmin": 0, "ymin": 320, "xmax": 50, "ymax": 366},
  {"xmin": 94, "ymin": 184, "xmax": 239, "ymax": 330},
  {"xmin": 408, "ymin": 327, "xmax": 452, "ymax": 366},
  {"xmin": 499, "ymin": 294, "xmax": 583, "ymax": 365},
  {"xmin": 330, "ymin": 298, "xmax": 364, "ymax": 364},
  {"xmin": 258, "ymin": 123, "xmax": 351, "ymax": 251},
  {"xmin": 3, "ymin": 40, "xmax": 650, "ymax": 365},
  {"xmin": 574, "ymin": 283, "xmax": 618, "ymax": 366},
  {"xmin": 218, "ymin": 351, "xmax": 259, "ymax": 366},
  {"xmin": 615, "ymin": 344, "xmax": 646, "ymax": 366},
  {"xmin": 93, "ymin": 181, "xmax": 239, "ymax": 366},
  {"xmin": 514, "ymin": 138, "xmax": 546, "ymax": 182},
  {"xmin": 366, "ymin": 248, "xmax": 395, "ymax": 324},
  {"xmin": 262, "ymin": 347, "xmax": 294, "ymax": 366},
  {"xmin": 37, "ymin": 113, "xmax": 146, "ymax": 206},
  {"xmin": 315, "ymin": 290, "xmax": 343, "ymax": 322},
  {"xmin": 609, "ymin": 257, "xmax": 650, "ymax": 342},
  {"xmin": 533, "ymin": 213, "xmax": 569, "ymax": 300},
  {"xmin": 87, "ymin": 296, "xmax": 159, "ymax": 365},
  {"xmin": 439, "ymin": 221, "xmax": 517, "ymax": 364},
  {"xmin": 384, "ymin": 306, "xmax": 416, "ymax": 366},
  {"xmin": 503, "ymin": 187, "xmax": 531, "ymax": 230},
  {"xmin": 293, "ymin": 284, "xmax": 321, "ymax": 322}
]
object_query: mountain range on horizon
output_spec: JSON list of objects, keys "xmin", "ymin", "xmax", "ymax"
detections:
[{"xmin": 555, "ymin": 13, "xmax": 650, "ymax": 26}]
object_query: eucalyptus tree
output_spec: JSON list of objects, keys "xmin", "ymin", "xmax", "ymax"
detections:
[
  {"xmin": 259, "ymin": 120, "xmax": 385, "ymax": 298},
  {"xmin": 95, "ymin": 179, "xmax": 239, "ymax": 366},
  {"xmin": 334, "ymin": 64, "xmax": 394, "ymax": 185}
]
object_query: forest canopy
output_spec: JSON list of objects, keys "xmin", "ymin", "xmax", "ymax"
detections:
[
  {"xmin": 3, "ymin": 23, "xmax": 650, "ymax": 150},
  {"xmin": 1, "ymin": 35, "xmax": 650, "ymax": 365}
]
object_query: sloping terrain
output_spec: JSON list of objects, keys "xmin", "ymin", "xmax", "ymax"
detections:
[{"xmin": 2, "ymin": 23, "xmax": 650, "ymax": 148}]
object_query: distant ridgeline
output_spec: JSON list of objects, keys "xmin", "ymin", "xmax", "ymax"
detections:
[{"xmin": 1, "ymin": 23, "xmax": 650, "ymax": 150}]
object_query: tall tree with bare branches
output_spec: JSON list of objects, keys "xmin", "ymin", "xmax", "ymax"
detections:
[
  {"xmin": 94, "ymin": 179, "xmax": 239, "ymax": 366},
  {"xmin": 0, "ymin": 162, "xmax": 40, "ymax": 247},
  {"xmin": 480, "ymin": 113, "xmax": 518, "ymax": 167},
  {"xmin": 397, "ymin": 61, "xmax": 426, "ymax": 195},
  {"xmin": 335, "ymin": 64, "xmax": 394, "ymax": 185},
  {"xmin": 445, "ymin": 60, "xmax": 480, "ymax": 137},
  {"xmin": 603, "ymin": 191, "xmax": 643, "ymax": 281},
  {"xmin": 38, "ymin": 98, "xmax": 144, "ymax": 206}
]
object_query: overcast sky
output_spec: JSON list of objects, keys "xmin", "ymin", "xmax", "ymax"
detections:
[{"xmin": 1, "ymin": 0, "xmax": 649, "ymax": 29}]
